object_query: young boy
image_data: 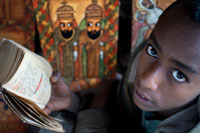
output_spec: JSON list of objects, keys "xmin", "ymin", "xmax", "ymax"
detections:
[{"xmin": 44, "ymin": 0, "xmax": 200, "ymax": 132}]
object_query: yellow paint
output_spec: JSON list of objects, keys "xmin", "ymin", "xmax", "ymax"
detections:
[{"xmin": 49, "ymin": 0, "xmax": 105, "ymax": 26}]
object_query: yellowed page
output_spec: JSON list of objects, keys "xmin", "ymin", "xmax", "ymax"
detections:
[
  {"xmin": 2, "ymin": 51, "xmax": 52, "ymax": 109},
  {"xmin": 6, "ymin": 39, "xmax": 52, "ymax": 77},
  {"xmin": 0, "ymin": 90, "xmax": 64, "ymax": 132}
]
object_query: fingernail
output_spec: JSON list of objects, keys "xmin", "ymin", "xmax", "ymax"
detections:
[
  {"xmin": 43, "ymin": 109, "xmax": 47, "ymax": 114},
  {"xmin": 51, "ymin": 76, "xmax": 58, "ymax": 82}
]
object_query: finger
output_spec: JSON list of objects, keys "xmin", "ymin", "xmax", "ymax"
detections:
[
  {"xmin": 52, "ymin": 70, "xmax": 59, "ymax": 76},
  {"xmin": 50, "ymin": 99, "xmax": 70, "ymax": 111},
  {"xmin": 53, "ymin": 100, "xmax": 70, "ymax": 111},
  {"xmin": 44, "ymin": 102, "xmax": 55, "ymax": 113},
  {"xmin": 50, "ymin": 71, "xmax": 61, "ymax": 83},
  {"xmin": 43, "ymin": 108, "xmax": 52, "ymax": 115}
]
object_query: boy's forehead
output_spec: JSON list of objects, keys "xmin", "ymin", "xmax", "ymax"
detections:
[
  {"xmin": 154, "ymin": 2, "xmax": 200, "ymax": 48},
  {"xmin": 151, "ymin": 2, "xmax": 200, "ymax": 69}
]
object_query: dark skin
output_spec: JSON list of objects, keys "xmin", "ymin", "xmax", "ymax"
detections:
[
  {"xmin": 134, "ymin": 3, "xmax": 200, "ymax": 119},
  {"xmin": 43, "ymin": 72, "xmax": 79, "ymax": 114},
  {"xmin": 44, "ymin": 2, "xmax": 200, "ymax": 122}
]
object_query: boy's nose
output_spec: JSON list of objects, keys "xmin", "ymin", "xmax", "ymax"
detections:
[{"xmin": 140, "ymin": 64, "xmax": 163, "ymax": 91}]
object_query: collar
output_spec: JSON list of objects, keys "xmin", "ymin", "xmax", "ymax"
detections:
[{"xmin": 155, "ymin": 96, "xmax": 200, "ymax": 133}]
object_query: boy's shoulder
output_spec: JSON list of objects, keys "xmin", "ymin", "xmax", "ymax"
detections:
[{"xmin": 189, "ymin": 122, "xmax": 200, "ymax": 133}]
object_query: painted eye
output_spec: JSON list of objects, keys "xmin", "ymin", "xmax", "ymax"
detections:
[
  {"xmin": 96, "ymin": 22, "xmax": 100, "ymax": 27},
  {"xmin": 88, "ymin": 23, "xmax": 93, "ymax": 27},
  {"xmin": 67, "ymin": 23, "xmax": 72, "ymax": 27},
  {"xmin": 60, "ymin": 23, "xmax": 65, "ymax": 27},
  {"xmin": 172, "ymin": 70, "xmax": 186, "ymax": 82},
  {"xmin": 146, "ymin": 44, "xmax": 158, "ymax": 58}
]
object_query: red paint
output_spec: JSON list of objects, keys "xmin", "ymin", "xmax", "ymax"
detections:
[{"xmin": 35, "ymin": 76, "xmax": 42, "ymax": 92}]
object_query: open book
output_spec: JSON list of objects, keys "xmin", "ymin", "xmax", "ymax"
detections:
[{"xmin": 0, "ymin": 38, "xmax": 64, "ymax": 132}]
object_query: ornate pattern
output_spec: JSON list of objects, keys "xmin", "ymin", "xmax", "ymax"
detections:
[
  {"xmin": 0, "ymin": 0, "xmax": 35, "ymax": 50},
  {"xmin": 33, "ymin": 0, "xmax": 119, "ymax": 91}
]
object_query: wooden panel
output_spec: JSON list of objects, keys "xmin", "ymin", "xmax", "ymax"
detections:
[
  {"xmin": 9, "ymin": 0, "xmax": 25, "ymax": 21},
  {"xmin": 0, "ymin": 0, "xmax": 6, "ymax": 19},
  {"xmin": 0, "ymin": 30, "xmax": 25, "ymax": 44}
]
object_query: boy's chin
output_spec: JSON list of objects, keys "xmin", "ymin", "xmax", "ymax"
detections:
[{"xmin": 134, "ymin": 99, "xmax": 155, "ymax": 111}]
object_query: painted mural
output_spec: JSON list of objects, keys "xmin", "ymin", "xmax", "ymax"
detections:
[
  {"xmin": 131, "ymin": 0, "xmax": 176, "ymax": 52},
  {"xmin": 33, "ymin": 0, "xmax": 119, "ymax": 91}
]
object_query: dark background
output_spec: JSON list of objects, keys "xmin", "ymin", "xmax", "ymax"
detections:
[{"xmin": 117, "ymin": 0, "xmax": 132, "ymax": 74}]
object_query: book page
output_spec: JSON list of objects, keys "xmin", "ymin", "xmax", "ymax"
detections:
[
  {"xmin": 0, "ymin": 90, "xmax": 64, "ymax": 132},
  {"xmin": 7, "ymin": 39, "xmax": 52, "ymax": 77},
  {"xmin": 2, "ymin": 52, "xmax": 52, "ymax": 109}
]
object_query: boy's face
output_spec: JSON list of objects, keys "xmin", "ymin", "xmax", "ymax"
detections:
[{"xmin": 133, "ymin": 5, "xmax": 200, "ymax": 113}]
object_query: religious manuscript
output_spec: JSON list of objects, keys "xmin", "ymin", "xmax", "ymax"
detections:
[{"xmin": 0, "ymin": 39, "xmax": 64, "ymax": 132}]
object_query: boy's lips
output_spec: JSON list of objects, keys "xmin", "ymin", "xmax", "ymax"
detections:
[{"xmin": 134, "ymin": 87, "xmax": 155, "ymax": 105}]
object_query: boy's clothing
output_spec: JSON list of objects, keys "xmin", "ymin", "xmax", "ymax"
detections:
[
  {"xmin": 75, "ymin": 96, "xmax": 200, "ymax": 133},
  {"xmin": 75, "ymin": 44, "xmax": 200, "ymax": 133},
  {"xmin": 142, "ymin": 111, "xmax": 161, "ymax": 133}
]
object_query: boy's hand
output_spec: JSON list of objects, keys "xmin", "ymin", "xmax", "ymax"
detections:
[
  {"xmin": 43, "ymin": 72, "xmax": 79, "ymax": 114},
  {"xmin": 91, "ymin": 79, "xmax": 119, "ymax": 109}
]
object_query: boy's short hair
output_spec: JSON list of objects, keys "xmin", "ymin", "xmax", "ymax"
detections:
[
  {"xmin": 166, "ymin": 0, "xmax": 200, "ymax": 22},
  {"xmin": 184, "ymin": 0, "xmax": 200, "ymax": 22}
]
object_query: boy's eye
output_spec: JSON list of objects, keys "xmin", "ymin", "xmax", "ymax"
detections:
[
  {"xmin": 172, "ymin": 70, "xmax": 186, "ymax": 82},
  {"xmin": 146, "ymin": 44, "xmax": 158, "ymax": 58}
]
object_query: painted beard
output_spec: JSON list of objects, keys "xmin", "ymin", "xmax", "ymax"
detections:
[
  {"xmin": 87, "ymin": 30, "xmax": 101, "ymax": 40},
  {"xmin": 60, "ymin": 30, "xmax": 73, "ymax": 39}
]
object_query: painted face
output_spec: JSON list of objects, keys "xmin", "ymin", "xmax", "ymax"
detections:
[
  {"xmin": 142, "ymin": 0, "xmax": 154, "ymax": 9},
  {"xmin": 86, "ymin": 18, "xmax": 101, "ymax": 40},
  {"xmin": 59, "ymin": 19, "xmax": 73, "ymax": 39},
  {"xmin": 137, "ymin": 11, "xmax": 147, "ymax": 22},
  {"xmin": 133, "ymin": 4, "xmax": 200, "ymax": 115}
]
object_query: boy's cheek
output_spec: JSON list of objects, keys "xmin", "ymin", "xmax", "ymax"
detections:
[{"xmin": 136, "ymin": 56, "xmax": 152, "ymax": 76}]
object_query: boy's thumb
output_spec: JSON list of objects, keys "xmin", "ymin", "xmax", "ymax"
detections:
[{"xmin": 51, "ymin": 71, "xmax": 61, "ymax": 83}]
